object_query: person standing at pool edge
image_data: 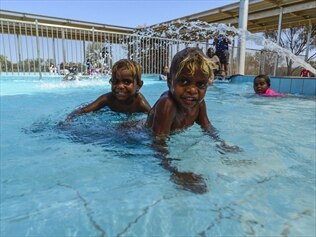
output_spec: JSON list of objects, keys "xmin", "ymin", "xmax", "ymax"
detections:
[
  {"xmin": 253, "ymin": 74, "xmax": 283, "ymax": 97},
  {"xmin": 213, "ymin": 34, "xmax": 231, "ymax": 77},
  {"xmin": 64, "ymin": 59, "xmax": 151, "ymax": 122}
]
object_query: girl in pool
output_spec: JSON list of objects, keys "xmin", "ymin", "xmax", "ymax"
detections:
[
  {"xmin": 253, "ymin": 74, "xmax": 283, "ymax": 97},
  {"xmin": 65, "ymin": 59, "xmax": 151, "ymax": 122}
]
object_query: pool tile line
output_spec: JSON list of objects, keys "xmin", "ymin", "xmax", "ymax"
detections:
[
  {"xmin": 116, "ymin": 193, "xmax": 183, "ymax": 236},
  {"xmin": 198, "ymin": 204, "xmax": 263, "ymax": 236},
  {"xmin": 116, "ymin": 198, "xmax": 163, "ymax": 237},
  {"xmin": 280, "ymin": 209, "xmax": 312, "ymax": 236},
  {"xmin": 57, "ymin": 182, "xmax": 106, "ymax": 237},
  {"xmin": 198, "ymin": 205, "xmax": 240, "ymax": 236}
]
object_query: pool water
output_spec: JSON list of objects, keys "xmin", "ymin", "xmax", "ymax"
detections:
[{"xmin": 1, "ymin": 76, "xmax": 315, "ymax": 236}]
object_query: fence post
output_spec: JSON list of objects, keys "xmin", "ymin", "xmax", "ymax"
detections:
[
  {"xmin": 61, "ymin": 29, "xmax": 66, "ymax": 70},
  {"xmin": 35, "ymin": 20, "xmax": 42, "ymax": 79},
  {"xmin": 305, "ymin": 20, "xmax": 312, "ymax": 62},
  {"xmin": 273, "ymin": 7, "xmax": 283, "ymax": 76},
  {"xmin": 238, "ymin": 0, "xmax": 249, "ymax": 75}
]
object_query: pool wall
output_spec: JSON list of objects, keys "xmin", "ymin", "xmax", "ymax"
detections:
[{"xmin": 230, "ymin": 75, "xmax": 316, "ymax": 96}]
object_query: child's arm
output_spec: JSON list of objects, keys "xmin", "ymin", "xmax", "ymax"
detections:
[
  {"xmin": 137, "ymin": 92, "xmax": 151, "ymax": 113},
  {"xmin": 213, "ymin": 37, "xmax": 218, "ymax": 45},
  {"xmin": 64, "ymin": 93, "xmax": 110, "ymax": 123},
  {"xmin": 151, "ymin": 131, "xmax": 208, "ymax": 194},
  {"xmin": 197, "ymin": 101, "xmax": 242, "ymax": 153},
  {"xmin": 148, "ymin": 96, "xmax": 208, "ymax": 194},
  {"xmin": 149, "ymin": 96, "xmax": 176, "ymax": 136},
  {"xmin": 226, "ymin": 37, "xmax": 232, "ymax": 44}
]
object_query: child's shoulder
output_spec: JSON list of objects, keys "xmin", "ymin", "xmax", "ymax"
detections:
[
  {"xmin": 95, "ymin": 92, "xmax": 113, "ymax": 104},
  {"xmin": 155, "ymin": 91, "xmax": 176, "ymax": 109},
  {"xmin": 98, "ymin": 92, "xmax": 112, "ymax": 99}
]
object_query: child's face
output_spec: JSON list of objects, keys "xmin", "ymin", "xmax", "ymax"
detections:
[
  {"xmin": 170, "ymin": 67, "xmax": 209, "ymax": 109},
  {"xmin": 253, "ymin": 78, "xmax": 269, "ymax": 94},
  {"xmin": 207, "ymin": 50, "xmax": 214, "ymax": 57},
  {"xmin": 163, "ymin": 66, "xmax": 169, "ymax": 74},
  {"xmin": 111, "ymin": 68, "xmax": 140, "ymax": 100}
]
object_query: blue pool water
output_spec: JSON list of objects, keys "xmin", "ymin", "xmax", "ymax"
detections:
[{"xmin": 1, "ymin": 75, "xmax": 315, "ymax": 236}]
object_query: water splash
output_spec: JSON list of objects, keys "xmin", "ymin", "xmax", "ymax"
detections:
[
  {"xmin": 38, "ymin": 78, "xmax": 108, "ymax": 90},
  {"xmin": 134, "ymin": 20, "xmax": 316, "ymax": 74}
]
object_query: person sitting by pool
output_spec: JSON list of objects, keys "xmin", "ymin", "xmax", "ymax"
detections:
[
  {"xmin": 64, "ymin": 59, "xmax": 151, "ymax": 122},
  {"xmin": 49, "ymin": 64, "xmax": 57, "ymax": 74},
  {"xmin": 63, "ymin": 64, "xmax": 79, "ymax": 81},
  {"xmin": 206, "ymin": 47, "xmax": 220, "ymax": 76},
  {"xmin": 146, "ymin": 47, "xmax": 241, "ymax": 194},
  {"xmin": 300, "ymin": 67, "xmax": 311, "ymax": 77},
  {"xmin": 159, "ymin": 65, "xmax": 169, "ymax": 81},
  {"xmin": 253, "ymin": 74, "xmax": 284, "ymax": 97}
]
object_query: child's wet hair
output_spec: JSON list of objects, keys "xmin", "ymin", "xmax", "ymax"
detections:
[
  {"xmin": 169, "ymin": 47, "xmax": 214, "ymax": 82},
  {"xmin": 111, "ymin": 59, "xmax": 142, "ymax": 85},
  {"xmin": 254, "ymin": 74, "xmax": 270, "ymax": 87}
]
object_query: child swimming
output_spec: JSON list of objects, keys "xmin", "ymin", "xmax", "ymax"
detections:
[
  {"xmin": 147, "ymin": 47, "xmax": 239, "ymax": 150},
  {"xmin": 146, "ymin": 47, "xmax": 241, "ymax": 194},
  {"xmin": 253, "ymin": 74, "xmax": 283, "ymax": 97},
  {"xmin": 64, "ymin": 59, "xmax": 151, "ymax": 122}
]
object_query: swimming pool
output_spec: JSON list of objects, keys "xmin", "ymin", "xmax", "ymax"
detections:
[{"xmin": 1, "ymin": 75, "xmax": 315, "ymax": 236}]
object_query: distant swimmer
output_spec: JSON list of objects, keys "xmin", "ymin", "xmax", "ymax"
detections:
[{"xmin": 253, "ymin": 74, "xmax": 284, "ymax": 97}]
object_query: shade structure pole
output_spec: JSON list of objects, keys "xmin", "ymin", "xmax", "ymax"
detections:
[
  {"xmin": 238, "ymin": 0, "xmax": 249, "ymax": 75},
  {"xmin": 273, "ymin": 7, "xmax": 283, "ymax": 76}
]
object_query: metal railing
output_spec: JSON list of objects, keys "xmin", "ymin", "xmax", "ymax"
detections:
[
  {"xmin": 1, "ymin": 16, "xmax": 310, "ymax": 78},
  {"xmin": 0, "ymin": 18, "xmax": 209, "ymax": 78}
]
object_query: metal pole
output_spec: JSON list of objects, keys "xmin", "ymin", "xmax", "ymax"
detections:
[
  {"xmin": 52, "ymin": 37, "xmax": 56, "ymax": 72},
  {"xmin": 231, "ymin": 37, "xmax": 236, "ymax": 75},
  {"xmin": 305, "ymin": 20, "xmax": 312, "ymax": 61},
  {"xmin": 18, "ymin": 23, "xmax": 25, "ymax": 74},
  {"xmin": 35, "ymin": 20, "xmax": 42, "ymax": 79},
  {"xmin": 61, "ymin": 29, "xmax": 66, "ymax": 70},
  {"xmin": 238, "ymin": 0, "xmax": 249, "ymax": 75},
  {"xmin": 30, "ymin": 24, "xmax": 35, "ymax": 74},
  {"xmin": 83, "ymin": 37, "xmax": 86, "ymax": 73},
  {"xmin": 13, "ymin": 22, "xmax": 20, "ymax": 74},
  {"xmin": 273, "ymin": 7, "xmax": 283, "ymax": 76},
  {"xmin": 24, "ymin": 23, "xmax": 31, "ymax": 74},
  {"xmin": 1, "ymin": 21, "xmax": 8, "ymax": 73}
]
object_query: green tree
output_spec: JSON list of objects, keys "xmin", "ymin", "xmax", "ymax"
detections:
[
  {"xmin": 265, "ymin": 26, "xmax": 316, "ymax": 76},
  {"xmin": 0, "ymin": 54, "xmax": 12, "ymax": 72}
]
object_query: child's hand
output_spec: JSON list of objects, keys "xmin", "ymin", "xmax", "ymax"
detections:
[
  {"xmin": 216, "ymin": 141, "xmax": 243, "ymax": 153},
  {"xmin": 57, "ymin": 117, "xmax": 73, "ymax": 128},
  {"xmin": 171, "ymin": 171, "xmax": 208, "ymax": 194}
]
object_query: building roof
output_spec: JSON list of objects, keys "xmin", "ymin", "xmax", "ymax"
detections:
[
  {"xmin": 0, "ymin": 9, "xmax": 134, "ymax": 35},
  {"xmin": 154, "ymin": 0, "xmax": 316, "ymax": 33},
  {"xmin": 1, "ymin": 0, "xmax": 315, "ymax": 36}
]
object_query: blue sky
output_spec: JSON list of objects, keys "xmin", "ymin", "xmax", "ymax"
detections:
[{"xmin": 1, "ymin": 0, "xmax": 237, "ymax": 28}]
